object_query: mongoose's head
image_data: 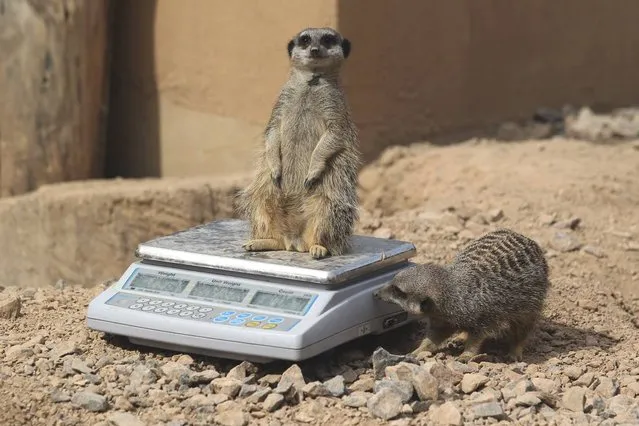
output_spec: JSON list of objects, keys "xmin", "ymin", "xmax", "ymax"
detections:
[
  {"xmin": 287, "ymin": 27, "xmax": 351, "ymax": 72},
  {"xmin": 373, "ymin": 263, "xmax": 449, "ymax": 316}
]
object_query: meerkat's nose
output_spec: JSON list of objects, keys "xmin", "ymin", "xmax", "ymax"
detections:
[{"xmin": 310, "ymin": 47, "xmax": 320, "ymax": 57}]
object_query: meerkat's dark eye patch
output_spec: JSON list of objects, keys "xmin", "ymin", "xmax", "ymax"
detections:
[
  {"xmin": 320, "ymin": 34, "xmax": 338, "ymax": 47},
  {"xmin": 341, "ymin": 38, "xmax": 351, "ymax": 58},
  {"xmin": 298, "ymin": 34, "xmax": 311, "ymax": 47}
]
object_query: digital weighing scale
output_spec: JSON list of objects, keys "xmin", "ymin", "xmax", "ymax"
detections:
[{"xmin": 86, "ymin": 219, "xmax": 418, "ymax": 362}]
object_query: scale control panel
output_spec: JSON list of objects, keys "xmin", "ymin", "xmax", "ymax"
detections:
[{"xmin": 105, "ymin": 292, "xmax": 300, "ymax": 332}]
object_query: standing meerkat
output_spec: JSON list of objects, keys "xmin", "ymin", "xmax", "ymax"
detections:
[
  {"xmin": 373, "ymin": 228, "xmax": 550, "ymax": 362},
  {"xmin": 235, "ymin": 27, "xmax": 360, "ymax": 259}
]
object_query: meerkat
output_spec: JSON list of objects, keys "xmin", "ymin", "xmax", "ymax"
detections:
[
  {"xmin": 235, "ymin": 27, "xmax": 360, "ymax": 259},
  {"xmin": 373, "ymin": 228, "xmax": 550, "ymax": 362}
]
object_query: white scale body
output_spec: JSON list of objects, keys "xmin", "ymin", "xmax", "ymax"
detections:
[{"xmin": 87, "ymin": 219, "xmax": 418, "ymax": 362}]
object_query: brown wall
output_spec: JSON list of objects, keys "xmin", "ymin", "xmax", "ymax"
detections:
[{"xmin": 106, "ymin": 0, "xmax": 639, "ymax": 179}]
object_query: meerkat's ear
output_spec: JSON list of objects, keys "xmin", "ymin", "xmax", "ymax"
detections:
[
  {"xmin": 341, "ymin": 38, "xmax": 351, "ymax": 58},
  {"xmin": 287, "ymin": 39, "xmax": 295, "ymax": 57}
]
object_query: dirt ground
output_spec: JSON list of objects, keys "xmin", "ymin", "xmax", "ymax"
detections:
[{"xmin": 1, "ymin": 137, "xmax": 638, "ymax": 426}]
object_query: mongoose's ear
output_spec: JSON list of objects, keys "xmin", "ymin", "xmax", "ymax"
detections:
[
  {"xmin": 287, "ymin": 39, "xmax": 295, "ymax": 57},
  {"xmin": 341, "ymin": 38, "xmax": 351, "ymax": 58}
]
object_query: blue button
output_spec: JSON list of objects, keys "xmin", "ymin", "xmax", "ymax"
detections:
[
  {"xmin": 268, "ymin": 317, "xmax": 284, "ymax": 324},
  {"xmin": 236, "ymin": 313, "xmax": 252, "ymax": 319},
  {"xmin": 221, "ymin": 311, "xmax": 236, "ymax": 316},
  {"xmin": 213, "ymin": 316, "xmax": 229, "ymax": 323},
  {"xmin": 229, "ymin": 318, "xmax": 245, "ymax": 325},
  {"xmin": 252, "ymin": 315, "xmax": 268, "ymax": 321}
]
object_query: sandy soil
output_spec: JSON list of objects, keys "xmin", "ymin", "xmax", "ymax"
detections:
[{"xmin": 1, "ymin": 137, "xmax": 638, "ymax": 426}]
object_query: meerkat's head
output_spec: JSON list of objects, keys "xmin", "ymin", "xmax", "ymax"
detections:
[
  {"xmin": 373, "ymin": 263, "xmax": 449, "ymax": 316},
  {"xmin": 287, "ymin": 27, "xmax": 351, "ymax": 72}
]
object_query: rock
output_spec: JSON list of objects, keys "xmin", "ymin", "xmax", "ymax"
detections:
[
  {"xmin": 50, "ymin": 389, "xmax": 71, "ymax": 403},
  {"xmin": 575, "ymin": 372, "xmax": 595, "ymax": 387},
  {"xmin": 461, "ymin": 373, "xmax": 489, "ymax": 394},
  {"xmin": 275, "ymin": 364, "xmax": 305, "ymax": 403},
  {"xmin": 582, "ymin": 245, "xmax": 607, "ymax": 258},
  {"xmin": 349, "ymin": 377, "xmax": 375, "ymax": 392},
  {"xmin": 71, "ymin": 391, "xmax": 109, "ymax": 412},
  {"xmin": 214, "ymin": 409, "xmax": 249, "ymax": 426},
  {"xmin": 411, "ymin": 369, "xmax": 440, "ymax": 401},
  {"xmin": 302, "ymin": 381, "xmax": 330, "ymax": 397},
  {"xmin": 487, "ymin": 209, "xmax": 504, "ymax": 222},
  {"xmin": 366, "ymin": 387, "xmax": 403, "ymax": 420},
  {"xmin": 626, "ymin": 242, "xmax": 639, "ymax": 252},
  {"xmin": 71, "ymin": 357, "xmax": 93, "ymax": 374},
  {"xmin": 211, "ymin": 378, "xmax": 243, "ymax": 398},
  {"xmin": 532, "ymin": 377, "xmax": 559, "ymax": 394},
  {"xmin": 595, "ymin": 377, "xmax": 619, "ymax": 398},
  {"xmin": 52, "ymin": 341, "xmax": 80, "ymax": 358},
  {"xmin": 5, "ymin": 344, "xmax": 33, "ymax": 362},
  {"xmin": 607, "ymin": 394, "xmax": 635, "ymax": 416},
  {"xmin": 430, "ymin": 401, "xmax": 463, "ymax": 426},
  {"xmin": 0, "ymin": 295, "xmax": 21, "ymax": 319},
  {"xmin": 262, "ymin": 393, "xmax": 284, "ymax": 412},
  {"xmin": 106, "ymin": 412, "xmax": 146, "ymax": 426},
  {"xmin": 189, "ymin": 368, "xmax": 220, "ymax": 384},
  {"xmin": 423, "ymin": 362, "xmax": 463, "ymax": 386},
  {"xmin": 258, "ymin": 374, "xmax": 281, "ymax": 387},
  {"xmin": 373, "ymin": 227, "xmax": 394, "ymax": 239},
  {"xmin": 472, "ymin": 401, "xmax": 505, "ymax": 419},
  {"xmin": 226, "ymin": 361, "xmax": 257, "ymax": 381},
  {"xmin": 372, "ymin": 347, "xmax": 416, "ymax": 380},
  {"xmin": 515, "ymin": 392, "xmax": 542, "ymax": 407},
  {"xmin": 342, "ymin": 391, "xmax": 372, "ymax": 408},
  {"xmin": 175, "ymin": 354, "xmax": 194, "ymax": 365},
  {"xmin": 129, "ymin": 364, "xmax": 157, "ymax": 386},
  {"xmin": 385, "ymin": 362, "xmax": 420, "ymax": 382},
  {"xmin": 562, "ymin": 386, "xmax": 586, "ymax": 412},
  {"xmin": 539, "ymin": 213, "xmax": 557, "ymax": 226},
  {"xmin": 245, "ymin": 387, "xmax": 270, "ymax": 404},
  {"xmin": 374, "ymin": 379, "xmax": 414, "ymax": 403},
  {"xmin": 550, "ymin": 231, "xmax": 582, "ymax": 252},
  {"xmin": 553, "ymin": 217, "xmax": 581, "ymax": 230},
  {"xmin": 563, "ymin": 365, "xmax": 585, "ymax": 380},
  {"xmin": 161, "ymin": 362, "xmax": 192, "ymax": 382},
  {"xmin": 323, "ymin": 375, "xmax": 345, "ymax": 397},
  {"xmin": 238, "ymin": 384, "xmax": 259, "ymax": 398}
]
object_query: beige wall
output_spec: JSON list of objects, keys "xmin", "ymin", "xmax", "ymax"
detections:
[{"xmin": 106, "ymin": 0, "xmax": 639, "ymax": 179}]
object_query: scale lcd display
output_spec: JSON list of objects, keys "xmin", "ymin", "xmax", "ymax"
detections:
[
  {"xmin": 129, "ymin": 272, "xmax": 189, "ymax": 294},
  {"xmin": 250, "ymin": 291, "xmax": 310, "ymax": 314},
  {"xmin": 190, "ymin": 282, "xmax": 249, "ymax": 303}
]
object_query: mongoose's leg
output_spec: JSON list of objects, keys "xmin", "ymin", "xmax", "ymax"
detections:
[
  {"xmin": 242, "ymin": 190, "xmax": 286, "ymax": 252},
  {"xmin": 457, "ymin": 331, "xmax": 487, "ymax": 363},
  {"xmin": 303, "ymin": 130, "xmax": 343, "ymax": 189},
  {"xmin": 302, "ymin": 195, "xmax": 353, "ymax": 259},
  {"xmin": 503, "ymin": 317, "xmax": 537, "ymax": 362},
  {"xmin": 411, "ymin": 321, "xmax": 457, "ymax": 356}
]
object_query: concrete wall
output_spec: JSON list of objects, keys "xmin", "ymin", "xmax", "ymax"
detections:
[{"xmin": 105, "ymin": 0, "xmax": 639, "ymax": 179}]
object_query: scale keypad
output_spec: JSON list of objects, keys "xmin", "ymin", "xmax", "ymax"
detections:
[{"xmin": 105, "ymin": 292, "xmax": 300, "ymax": 331}]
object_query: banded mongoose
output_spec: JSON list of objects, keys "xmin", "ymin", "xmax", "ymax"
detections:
[
  {"xmin": 373, "ymin": 228, "xmax": 550, "ymax": 362},
  {"xmin": 236, "ymin": 27, "xmax": 360, "ymax": 259}
]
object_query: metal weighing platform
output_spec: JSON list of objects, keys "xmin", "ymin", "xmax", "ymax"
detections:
[{"xmin": 86, "ymin": 219, "xmax": 418, "ymax": 362}]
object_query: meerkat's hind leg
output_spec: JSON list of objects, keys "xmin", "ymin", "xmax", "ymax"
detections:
[
  {"xmin": 241, "ymin": 190, "xmax": 286, "ymax": 252},
  {"xmin": 242, "ymin": 239, "xmax": 284, "ymax": 252},
  {"xmin": 502, "ymin": 317, "xmax": 538, "ymax": 362},
  {"xmin": 302, "ymin": 196, "xmax": 354, "ymax": 260}
]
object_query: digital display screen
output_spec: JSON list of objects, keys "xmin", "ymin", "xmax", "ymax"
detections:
[
  {"xmin": 250, "ymin": 291, "xmax": 310, "ymax": 313},
  {"xmin": 129, "ymin": 272, "xmax": 189, "ymax": 294},
  {"xmin": 190, "ymin": 282, "xmax": 249, "ymax": 303}
]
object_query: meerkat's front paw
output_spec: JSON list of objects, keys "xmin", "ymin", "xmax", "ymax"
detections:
[{"xmin": 309, "ymin": 245, "xmax": 329, "ymax": 259}]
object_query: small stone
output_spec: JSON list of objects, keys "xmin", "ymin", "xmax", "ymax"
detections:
[
  {"xmin": 349, "ymin": 377, "xmax": 374, "ymax": 392},
  {"xmin": 245, "ymin": 387, "xmax": 270, "ymax": 404},
  {"xmin": 5, "ymin": 344, "xmax": 33, "ymax": 362},
  {"xmin": 373, "ymin": 227, "xmax": 394, "ymax": 239},
  {"xmin": 262, "ymin": 393, "xmax": 284, "ymax": 412},
  {"xmin": 189, "ymin": 368, "xmax": 220, "ymax": 384},
  {"xmin": 323, "ymin": 375, "xmax": 345, "ymax": 397},
  {"xmin": 258, "ymin": 374, "xmax": 281, "ymax": 387},
  {"xmin": 595, "ymin": 377, "xmax": 619, "ymax": 398},
  {"xmin": 367, "ymin": 387, "xmax": 403, "ymax": 420},
  {"xmin": 514, "ymin": 378, "xmax": 535, "ymax": 396},
  {"xmin": 129, "ymin": 364, "xmax": 157, "ymax": 386},
  {"xmin": 214, "ymin": 409, "xmax": 249, "ymax": 426},
  {"xmin": 539, "ymin": 213, "xmax": 556, "ymax": 226},
  {"xmin": 550, "ymin": 231, "xmax": 582, "ymax": 252},
  {"xmin": 226, "ymin": 361, "xmax": 257, "ymax": 381},
  {"xmin": 411, "ymin": 369, "xmax": 439, "ymax": 401},
  {"xmin": 175, "ymin": 354, "xmax": 194, "ymax": 365},
  {"xmin": 302, "ymin": 381, "xmax": 330, "ymax": 397},
  {"xmin": 515, "ymin": 392, "xmax": 542, "ymax": 407},
  {"xmin": 625, "ymin": 242, "xmax": 639, "ymax": 252},
  {"xmin": 342, "ymin": 391, "xmax": 372, "ymax": 408},
  {"xmin": 50, "ymin": 389, "xmax": 71, "ymax": 403},
  {"xmin": 211, "ymin": 378, "xmax": 243, "ymax": 398},
  {"xmin": 161, "ymin": 361, "xmax": 192, "ymax": 382},
  {"xmin": 71, "ymin": 391, "xmax": 109, "ymax": 412},
  {"xmin": 553, "ymin": 217, "xmax": 581, "ymax": 230},
  {"xmin": 431, "ymin": 401, "xmax": 463, "ymax": 426},
  {"xmin": 274, "ymin": 364, "xmax": 305, "ymax": 403},
  {"xmin": 238, "ymin": 384, "xmax": 258, "ymax": 398},
  {"xmin": 106, "ymin": 412, "xmax": 146, "ymax": 426},
  {"xmin": 583, "ymin": 245, "xmax": 607, "ymax": 258},
  {"xmin": 562, "ymin": 386, "xmax": 586, "ymax": 412},
  {"xmin": 487, "ymin": 209, "xmax": 504, "ymax": 222},
  {"xmin": 423, "ymin": 362, "xmax": 463, "ymax": 386},
  {"xmin": 374, "ymin": 379, "xmax": 414, "ymax": 403},
  {"xmin": 461, "ymin": 373, "xmax": 489, "ymax": 394},
  {"xmin": 0, "ymin": 295, "xmax": 21, "ymax": 319},
  {"xmin": 575, "ymin": 372, "xmax": 595, "ymax": 387},
  {"xmin": 564, "ymin": 365, "xmax": 585, "ymax": 380},
  {"xmin": 472, "ymin": 401, "xmax": 505, "ymax": 419},
  {"xmin": 607, "ymin": 395, "xmax": 635, "ymax": 416},
  {"xmin": 532, "ymin": 377, "xmax": 559, "ymax": 394},
  {"xmin": 576, "ymin": 298, "xmax": 598, "ymax": 311},
  {"xmin": 52, "ymin": 341, "xmax": 80, "ymax": 358},
  {"xmin": 372, "ymin": 347, "xmax": 415, "ymax": 379}
]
